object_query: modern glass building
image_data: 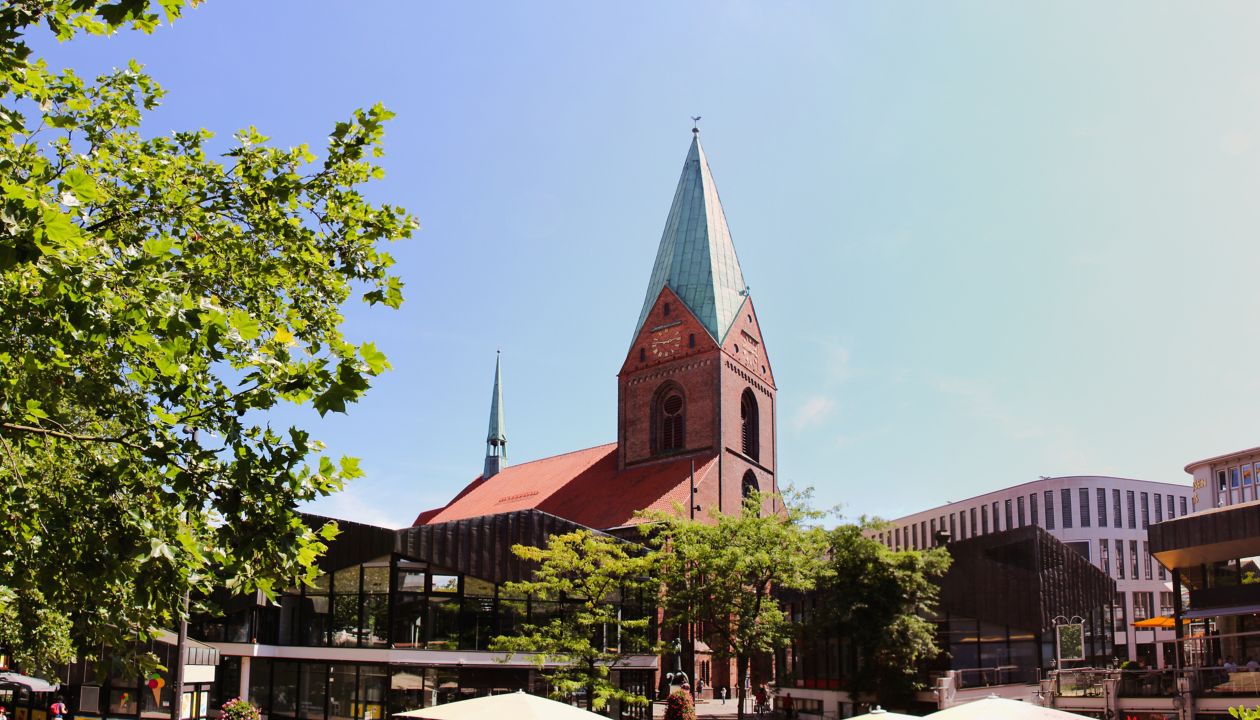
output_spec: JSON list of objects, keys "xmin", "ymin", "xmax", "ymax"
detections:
[
  {"xmin": 5, "ymin": 511, "xmax": 657, "ymax": 720},
  {"xmin": 782, "ymin": 526, "xmax": 1115, "ymax": 717},
  {"xmin": 876, "ymin": 475, "xmax": 1193, "ymax": 667}
]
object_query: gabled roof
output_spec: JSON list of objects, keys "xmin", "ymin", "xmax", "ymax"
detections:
[
  {"xmin": 415, "ymin": 443, "xmax": 718, "ymax": 531},
  {"xmin": 633, "ymin": 133, "xmax": 748, "ymax": 343}
]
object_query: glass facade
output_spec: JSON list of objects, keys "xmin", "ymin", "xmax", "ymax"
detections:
[{"xmin": 196, "ymin": 556, "xmax": 653, "ymax": 655}]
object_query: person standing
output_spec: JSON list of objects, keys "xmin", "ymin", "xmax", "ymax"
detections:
[
  {"xmin": 50, "ymin": 697, "xmax": 67, "ymax": 720},
  {"xmin": 782, "ymin": 692, "xmax": 795, "ymax": 719},
  {"xmin": 719, "ymin": 686, "xmax": 727, "ymax": 705}
]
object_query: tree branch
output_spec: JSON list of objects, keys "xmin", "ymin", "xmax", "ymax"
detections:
[{"xmin": 1, "ymin": 422, "xmax": 146, "ymax": 452}]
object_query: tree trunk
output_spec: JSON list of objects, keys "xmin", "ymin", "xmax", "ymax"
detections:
[{"xmin": 736, "ymin": 653, "xmax": 747, "ymax": 720}]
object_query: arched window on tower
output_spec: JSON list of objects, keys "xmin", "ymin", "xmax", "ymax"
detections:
[
  {"xmin": 742, "ymin": 470, "xmax": 759, "ymax": 501},
  {"xmin": 652, "ymin": 384, "xmax": 686, "ymax": 455},
  {"xmin": 740, "ymin": 388, "xmax": 760, "ymax": 462}
]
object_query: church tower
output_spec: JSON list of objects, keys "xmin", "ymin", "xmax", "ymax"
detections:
[
  {"xmin": 617, "ymin": 130, "xmax": 777, "ymax": 514},
  {"xmin": 484, "ymin": 352, "xmax": 507, "ymax": 479}
]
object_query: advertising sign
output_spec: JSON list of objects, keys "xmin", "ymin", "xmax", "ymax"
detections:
[{"xmin": 1056, "ymin": 622, "xmax": 1085, "ymax": 662}]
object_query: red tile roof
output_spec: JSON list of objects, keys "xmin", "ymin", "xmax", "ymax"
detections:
[{"xmin": 414, "ymin": 443, "xmax": 718, "ymax": 530}]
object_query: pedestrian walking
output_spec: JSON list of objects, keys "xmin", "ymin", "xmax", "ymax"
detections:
[
  {"xmin": 719, "ymin": 686, "xmax": 727, "ymax": 705},
  {"xmin": 1, "ymin": 704, "xmax": 8, "ymax": 720},
  {"xmin": 50, "ymin": 697, "xmax": 67, "ymax": 720}
]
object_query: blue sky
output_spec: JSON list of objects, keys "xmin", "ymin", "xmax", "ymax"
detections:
[{"xmin": 34, "ymin": 2, "xmax": 1260, "ymax": 527}]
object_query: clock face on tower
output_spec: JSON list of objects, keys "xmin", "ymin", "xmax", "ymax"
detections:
[{"xmin": 650, "ymin": 327, "xmax": 682, "ymax": 359}]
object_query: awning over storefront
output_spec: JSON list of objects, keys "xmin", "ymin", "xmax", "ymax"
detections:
[
  {"xmin": 0, "ymin": 672, "xmax": 60, "ymax": 692},
  {"xmin": 1182, "ymin": 603, "xmax": 1260, "ymax": 620}
]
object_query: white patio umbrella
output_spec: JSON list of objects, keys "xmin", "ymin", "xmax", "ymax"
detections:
[
  {"xmin": 0, "ymin": 672, "xmax": 59, "ymax": 693},
  {"xmin": 927, "ymin": 696, "xmax": 1094, "ymax": 720},
  {"xmin": 393, "ymin": 691, "xmax": 608, "ymax": 719},
  {"xmin": 850, "ymin": 706, "xmax": 919, "ymax": 719}
]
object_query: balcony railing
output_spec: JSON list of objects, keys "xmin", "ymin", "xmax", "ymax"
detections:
[
  {"xmin": 1185, "ymin": 666, "xmax": 1260, "ymax": 696},
  {"xmin": 1116, "ymin": 669, "xmax": 1176, "ymax": 697},
  {"xmin": 953, "ymin": 666, "xmax": 1039, "ymax": 688},
  {"xmin": 1054, "ymin": 669, "xmax": 1107, "ymax": 697},
  {"xmin": 1050, "ymin": 667, "xmax": 1260, "ymax": 699}
]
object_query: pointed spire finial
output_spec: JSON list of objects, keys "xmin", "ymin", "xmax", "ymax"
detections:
[
  {"xmin": 633, "ymin": 128, "xmax": 747, "ymax": 343},
  {"xmin": 484, "ymin": 352, "xmax": 507, "ymax": 479},
  {"xmin": 691, "ymin": 115, "xmax": 701, "ymax": 134}
]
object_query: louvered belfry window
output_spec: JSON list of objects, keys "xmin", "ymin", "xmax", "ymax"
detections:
[
  {"xmin": 740, "ymin": 388, "xmax": 759, "ymax": 461},
  {"xmin": 654, "ymin": 386, "xmax": 686, "ymax": 454}
]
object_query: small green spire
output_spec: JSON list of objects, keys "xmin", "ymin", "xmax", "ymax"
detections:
[{"xmin": 484, "ymin": 351, "xmax": 507, "ymax": 478}]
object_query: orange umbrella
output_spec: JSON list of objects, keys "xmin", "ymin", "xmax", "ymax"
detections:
[{"xmin": 1132, "ymin": 615, "xmax": 1185, "ymax": 628}]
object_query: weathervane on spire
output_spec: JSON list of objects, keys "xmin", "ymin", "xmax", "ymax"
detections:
[{"xmin": 691, "ymin": 115, "xmax": 701, "ymax": 134}]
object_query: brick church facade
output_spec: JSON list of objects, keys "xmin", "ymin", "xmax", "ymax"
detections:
[{"xmin": 415, "ymin": 128, "xmax": 779, "ymax": 532}]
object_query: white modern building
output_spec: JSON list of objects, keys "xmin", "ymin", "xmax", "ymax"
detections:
[
  {"xmin": 877, "ymin": 475, "xmax": 1194, "ymax": 668},
  {"xmin": 1184, "ymin": 444, "xmax": 1260, "ymax": 510}
]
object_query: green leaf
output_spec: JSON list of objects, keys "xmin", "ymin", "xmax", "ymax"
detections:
[
  {"xmin": 23, "ymin": 399, "xmax": 49, "ymax": 421},
  {"xmin": 142, "ymin": 236, "xmax": 175, "ymax": 256},
  {"xmin": 339, "ymin": 456, "xmax": 363, "ymax": 480},
  {"xmin": 40, "ymin": 208, "xmax": 80, "ymax": 245},
  {"xmin": 359, "ymin": 342, "xmax": 389, "ymax": 374},
  {"xmin": 229, "ymin": 309, "xmax": 261, "ymax": 341},
  {"xmin": 61, "ymin": 168, "xmax": 99, "ymax": 203}
]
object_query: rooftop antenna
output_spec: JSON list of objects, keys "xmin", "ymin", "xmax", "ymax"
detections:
[{"xmin": 691, "ymin": 115, "xmax": 702, "ymax": 134}]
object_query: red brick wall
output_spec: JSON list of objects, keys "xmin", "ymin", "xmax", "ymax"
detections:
[
  {"xmin": 619, "ymin": 288, "xmax": 721, "ymax": 468},
  {"xmin": 718, "ymin": 297, "xmax": 777, "ymax": 515},
  {"xmin": 619, "ymin": 289, "xmax": 777, "ymax": 516}
]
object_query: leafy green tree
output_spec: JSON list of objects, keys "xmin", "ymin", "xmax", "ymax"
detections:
[
  {"xmin": 813, "ymin": 522, "xmax": 951, "ymax": 704},
  {"xmin": 645, "ymin": 492, "xmax": 829, "ymax": 720},
  {"xmin": 0, "ymin": 0, "xmax": 416, "ymax": 673},
  {"xmin": 489, "ymin": 529, "xmax": 661, "ymax": 712}
]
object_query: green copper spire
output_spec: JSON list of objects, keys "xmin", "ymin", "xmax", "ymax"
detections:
[
  {"xmin": 634, "ymin": 130, "xmax": 748, "ymax": 342},
  {"xmin": 484, "ymin": 352, "xmax": 506, "ymax": 478}
]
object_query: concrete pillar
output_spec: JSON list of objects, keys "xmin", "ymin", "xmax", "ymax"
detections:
[{"xmin": 238, "ymin": 657, "xmax": 251, "ymax": 702}]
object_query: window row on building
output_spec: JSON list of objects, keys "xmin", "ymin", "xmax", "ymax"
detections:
[
  {"xmin": 1097, "ymin": 538, "xmax": 1165, "ymax": 581},
  {"xmin": 193, "ymin": 555, "xmax": 653, "ymax": 653},
  {"xmin": 1215, "ymin": 463, "xmax": 1260, "ymax": 507},
  {"xmin": 879, "ymin": 486, "xmax": 1191, "ymax": 552}
]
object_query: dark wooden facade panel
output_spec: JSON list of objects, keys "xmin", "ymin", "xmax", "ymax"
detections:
[
  {"xmin": 939, "ymin": 526, "xmax": 1114, "ymax": 633},
  {"xmin": 1150, "ymin": 504, "xmax": 1260, "ymax": 567},
  {"xmin": 396, "ymin": 509, "xmax": 614, "ymax": 586}
]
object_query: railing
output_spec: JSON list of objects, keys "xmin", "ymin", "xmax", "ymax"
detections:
[
  {"xmin": 1116, "ymin": 669, "xmax": 1176, "ymax": 697},
  {"xmin": 953, "ymin": 666, "xmax": 1039, "ymax": 688},
  {"xmin": 1185, "ymin": 666, "xmax": 1260, "ymax": 696},
  {"xmin": 1054, "ymin": 669, "xmax": 1107, "ymax": 697},
  {"xmin": 1050, "ymin": 667, "xmax": 1260, "ymax": 699}
]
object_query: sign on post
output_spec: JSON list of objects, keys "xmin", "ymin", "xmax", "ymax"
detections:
[{"xmin": 1056, "ymin": 622, "xmax": 1085, "ymax": 662}]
